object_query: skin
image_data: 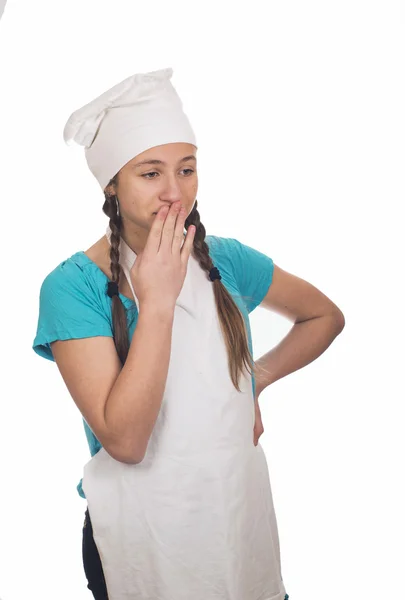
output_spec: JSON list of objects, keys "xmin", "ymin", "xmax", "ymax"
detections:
[
  {"xmin": 85, "ymin": 141, "xmax": 345, "ymax": 448},
  {"xmin": 106, "ymin": 141, "xmax": 263, "ymax": 446},
  {"xmin": 85, "ymin": 142, "xmax": 198, "ymax": 300},
  {"xmin": 84, "ymin": 141, "xmax": 265, "ymax": 445},
  {"xmin": 253, "ymin": 389, "xmax": 264, "ymax": 446},
  {"xmin": 105, "ymin": 141, "xmax": 198, "ymax": 256}
]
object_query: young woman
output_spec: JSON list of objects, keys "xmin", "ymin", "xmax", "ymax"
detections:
[{"xmin": 33, "ymin": 67, "xmax": 344, "ymax": 600}]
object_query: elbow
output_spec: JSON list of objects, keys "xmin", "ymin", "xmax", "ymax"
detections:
[
  {"xmin": 334, "ymin": 310, "xmax": 345, "ymax": 332},
  {"xmin": 122, "ymin": 455, "xmax": 145, "ymax": 465},
  {"xmin": 324, "ymin": 306, "xmax": 345, "ymax": 333},
  {"xmin": 107, "ymin": 441, "xmax": 146, "ymax": 465},
  {"xmin": 129, "ymin": 448, "xmax": 146, "ymax": 465},
  {"xmin": 114, "ymin": 452, "xmax": 144, "ymax": 465}
]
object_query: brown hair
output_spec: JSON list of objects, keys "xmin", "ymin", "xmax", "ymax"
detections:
[{"xmin": 102, "ymin": 173, "xmax": 258, "ymax": 392}]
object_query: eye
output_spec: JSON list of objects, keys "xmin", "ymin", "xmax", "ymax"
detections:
[{"xmin": 141, "ymin": 169, "xmax": 195, "ymax": 180}]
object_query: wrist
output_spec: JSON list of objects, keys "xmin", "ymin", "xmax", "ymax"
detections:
[{"xmin": 139, "ymin": 302, "xmax": 175, "ymax": 319}]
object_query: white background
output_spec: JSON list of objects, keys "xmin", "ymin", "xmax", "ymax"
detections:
[{"xmin": 0, "ymin": 1, "xmax": 404, "ymax": 599}]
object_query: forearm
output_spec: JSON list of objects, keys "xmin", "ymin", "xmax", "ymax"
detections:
[
  {"xmin": 254, "ymin": 314, "xmax": 344, "ymax": 395},
  {"xmin": 105, "ymin": 303, "xmax": 175, "ymax": 462}
]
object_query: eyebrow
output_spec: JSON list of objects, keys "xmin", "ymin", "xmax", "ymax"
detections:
[{"xmin": 133, "ymin": 155, "xmax": 197, "ymax": 169}]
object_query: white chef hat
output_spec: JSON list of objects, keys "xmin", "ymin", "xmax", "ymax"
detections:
[{"xmin": 63, "ymin": 67, "xmax": 197, "ymax": 191}]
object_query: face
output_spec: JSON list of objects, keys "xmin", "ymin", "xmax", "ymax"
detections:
[{"xmin": 106, "ymin": 142, "xmax": 198, "ymax": 241}]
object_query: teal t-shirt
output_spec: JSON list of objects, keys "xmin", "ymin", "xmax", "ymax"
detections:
[{"xmin": 32, "ymin": 235, "xmax": 274, "ymax": 499}]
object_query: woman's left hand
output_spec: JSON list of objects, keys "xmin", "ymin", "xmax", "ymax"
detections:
[{"xmin": 253, "ymin": 392, "xmax": 264, "ymax": 446}]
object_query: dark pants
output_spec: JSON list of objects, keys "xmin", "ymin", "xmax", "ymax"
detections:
[
  {"xmin": 82, "ymin": 508, "xmax": 109, "ymax": 599},
  {"xmin": 82, "ymin": 507, "xmax": 290, "ymax": 600}
]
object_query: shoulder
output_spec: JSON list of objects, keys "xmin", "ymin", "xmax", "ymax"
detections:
[
  {"xmin": 206, "ymin": 234, "xmax": 274, "ymax": 313},
  {"xmin": 205, "ymin": 235, "xmax": 243, "ymax": 275},
  {"xmin": 206, "ymin": 234, "xmax": 274, "ymax": 275},
  {"xmin": 38, "ymin": 251, "xmax": 106, "ymax": 304},
  {"xmin": 33, "ymin": 252, "xmax": 113, "ymax": 361}
]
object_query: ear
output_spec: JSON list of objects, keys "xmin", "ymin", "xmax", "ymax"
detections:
[{"xmin": 105, "ymin": 182, "xmax": 116, "ymax": 197}]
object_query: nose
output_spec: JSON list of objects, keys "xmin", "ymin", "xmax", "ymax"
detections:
[{"xmin": 159, "ymin": 176, "xmax": 183, "ymax": 204}]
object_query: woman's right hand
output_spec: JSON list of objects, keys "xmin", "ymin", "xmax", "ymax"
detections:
[{"xmin": 130, "ymin": 201, "xmax": 196, "ymax": 310}]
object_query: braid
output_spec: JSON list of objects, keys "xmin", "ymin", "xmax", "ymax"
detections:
[
  {"xmin": 184, "ymin": 201, "xmax": 214, "ymax": 272},
  {"xmin": 185, "ymin": 200, "xmax": 256, "ymax": 392},
  {"xmin": 101, "ymin": 181, "xmax": 257, "ymax": 392},
  {"xmin": 102, "ymin": 180, "xmax": 130, "ymax": 366},
  {"xmin": 108, "ymin": 204, "xmax": 122, "ymax": 285}
]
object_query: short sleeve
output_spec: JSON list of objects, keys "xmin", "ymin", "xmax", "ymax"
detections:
[
  {"xmin": 33, "ymin": 258, "xmax": 113, "ymax": 362},
  {"xmin": 209, "ymin": 236, "xmax": 274, "ymax": 313}
]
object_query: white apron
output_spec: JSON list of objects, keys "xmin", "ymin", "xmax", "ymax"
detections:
[{"xmin": 82, "ymin": 228, "xmax": 287, "ymax": 600}]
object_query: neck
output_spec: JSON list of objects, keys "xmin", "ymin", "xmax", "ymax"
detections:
[{"xmin": 105, "ymin": 221, "xmax": 149, "ymax": 256}]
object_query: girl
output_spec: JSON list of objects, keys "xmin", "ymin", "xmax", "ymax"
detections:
[{"xmin": 33, "ymin": 67, "xmax": 344, "ymax": 600}]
